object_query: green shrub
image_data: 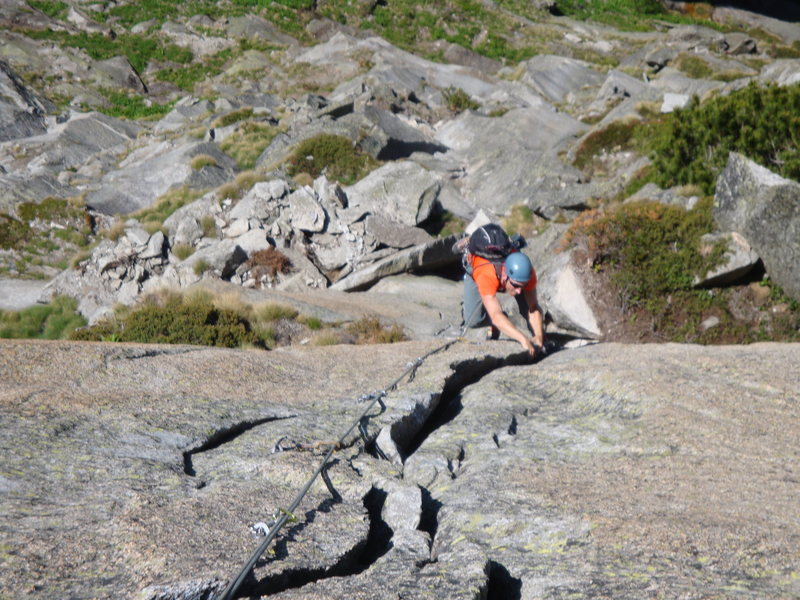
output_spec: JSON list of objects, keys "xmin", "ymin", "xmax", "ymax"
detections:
[
  {"xmin": 346, "ymin": 316, "xmax": 407, "ymax": 344},
  {"xmin": 648, "ymin": 82, "xmax": 800, "ymax": 195},
  {"xmin": 285, "ymin": 134, "xmax": 379, "ymax": 185},
  {"xmin": 563, "ymin": 198, "xmax": 723, "ymax": 310},
  {"xmin": 256, "ymin": 302, "xmax": 299, "ymax": 321},
  {"xmin": 28, "ymin": 0, "xmax": 69, "ymax": 19},
  {"xmin": 442, "ymin": 87, "xmax": 480, "ymax": 113},
  {"xmin": 213, "ymin": 108, "xmax": 254, "ymax": 128},
  {"xmin": 172, "ymin": 243, "xmax": 195, "ymax": 260},
  {"xmin": 0, "ymin": 214, "xmax": 31, "ymax": 250},
  {"xmin": 68, "ymin": 291, "xmax": 279, "ymax": 348},
  {"xmin": 117, "ymin": 293, "xmax": 256, "ymax": 347},
  {"xmin": 0, "ymin": 296, "xmax": 86, "ymax": 339}
]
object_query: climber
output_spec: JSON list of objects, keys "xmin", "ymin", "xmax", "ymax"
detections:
[{"xmin": 458, "ymin": 224, "xmax": 546, "ymax": 358}]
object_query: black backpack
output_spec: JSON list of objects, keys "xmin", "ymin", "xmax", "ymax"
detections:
[{"xmin": 465, "ymin": 224, "xmax": 524, "ymax": 278}]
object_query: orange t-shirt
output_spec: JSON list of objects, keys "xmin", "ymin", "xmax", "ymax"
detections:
[{"xmin": 468, "ymin": 253, "xmax": 537, "ymax": 297}]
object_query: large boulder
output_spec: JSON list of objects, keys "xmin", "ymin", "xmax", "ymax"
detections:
[
  {"xmin": 343, "ymin": 161, "xmax": 443, "ymax": 227},
  {"xmin": 520, "ymin": 55, "xmax": 606, "ymax": 105},
  {"xmin": 86, "ymin": 141, "xmax": 239, "ymax": 215},
  {"xmin": 17, "ymin": 111, "xmax": 142, "ymax": 176},
  {"xmin": 714, "ymin": 153, "xmax": 800, "ymax": 301},
  {"xmin": 434, "ymin": 108, "xmax": 588, "ymax": 216}
]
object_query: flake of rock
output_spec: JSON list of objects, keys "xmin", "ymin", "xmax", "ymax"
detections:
[
  {"xmin": 537, "ymin": 249, "xmax": 602, "ymax": 339},
  {"xmin": 140, "ymin": 231, "xmax": 165, "ymax": 260},
  {"xmin": 287, "ymin": 186, "xmax": 327, "ymax": 233},
  {"xmin": 0, "ymin": 59, "xmax": 49, "ymax": 142},
  {"xmin": 92, "ymin": 56, "xmax": 147, "ymax": 93},
  {"xmin": 438, "ymin": 108, "xmax": 588, "ymax": 216},
  {"xmin": 331, "ymin": 235, "xmax": 458, "ymax": 292},
  {"xmin": 364, "ymin": 215, "xmax": 432, "ymax": 249},
  {"xmin": 521, "ymin": 55, "xmax": 605, "ymax": 105},
  {"xmin": 694, "ymin": 231, "xmax": 760, "ymax": 287}
]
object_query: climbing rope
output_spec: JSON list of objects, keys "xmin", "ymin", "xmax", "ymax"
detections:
[{"xmin": 214, "ymin": 333, "xmax": 463, "ymax": 600}]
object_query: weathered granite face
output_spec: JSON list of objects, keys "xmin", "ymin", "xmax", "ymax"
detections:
[
  {"xmin": 0, "ymin": 337, "xmax": 529, "ymax": 599},
  {"xmin": 2, "ymin": 339, "xmax": 799, "ymax": 599},
  {"xmin": 714, "ymin": 152, "xmax": 800, "ymax": 302}
]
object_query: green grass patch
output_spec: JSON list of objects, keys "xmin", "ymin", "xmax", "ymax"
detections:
[
  {"xmin": 501, "ymin": 204, "xmax": 547, "ymax": 239},
  {"xmin": 190, "ymin": 154, "xmax": 218, "ymax": 170},
  {"xmin": 171, "ymin": 243, "xmax": 195, "ymax": 260},
  {"xmin": 420, "ymin": 209, "xmax": 467, "ymax": 238},
  {"xmin": 0, "ymin": 296, "xmax": 86, "ymax": 340},
  {"xmin": 101, "ymin": 90, "xmax": 175, "ymax": 120},
  {"xmin": 16, "ymin": 196, "xmax": 85, "ymax": 222},
  {"xmin": 101, "ymin": 0, "xmax": 228, "ymax": 27},
  {"xmin": 28, "ymin": 0, "xmax": 69, "ymax": 19},
  {"xmin": 553, "ymin": 0, "xmax": 720, "ymax": 32},
  {"xmin": 213, "ymin": 107, "xmax": 254, "ymax": 129},
  {"xmin": 219, "ymin": 121, "xmax": 280, "ymax": 170},
  {"xmin": 256, "ymin": 302, "xmax": 299, "ymax": 321},
  {"xmin": 673, "ymin": 54, "xmax": 714, "ymax": 79},
  {"xmin": 1, "ymin": 198, "xmax": 95, "ymax": 276},
  {"xmin": 193, "ymin": 259, "xmax": 212, "ymax": 276},
  {"xmin": 24, "ymin": 29, "xmax": 192, "ymax": 75},
  {"xmin": 647, "ymin": 81, "xmax": 800, "ymax": 195},
  {"xmin": 134, "ymin": 185, "xmax": 205, "ymax": 233},
  {"xmin": 216, "ymin": 171, "xmax": 265, "ymax": 201},
  {"xmin": 553, "ymin": 0, "xmax": 666, "ymax": 31},
  {"xmin": 156, "ymin": 47, "xmax": 240, "ymax": 92},
  {"xmin": 285, "ymin": 134, "xmax": 380, "ymax": 185}
]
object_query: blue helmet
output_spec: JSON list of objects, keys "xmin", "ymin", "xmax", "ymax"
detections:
[{"xmin": 504, "ymin": 252, "xmax": 532, "ymax": 285}]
